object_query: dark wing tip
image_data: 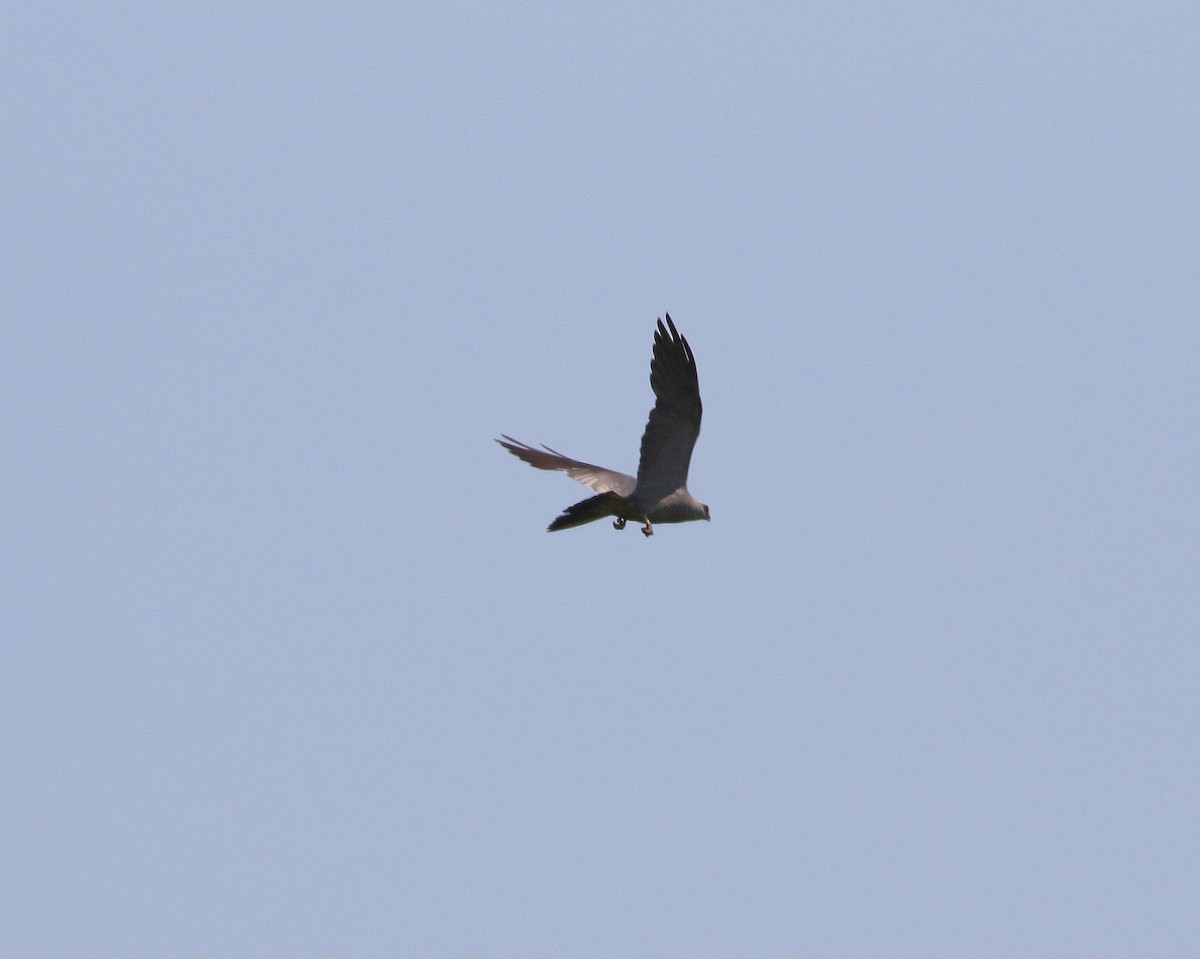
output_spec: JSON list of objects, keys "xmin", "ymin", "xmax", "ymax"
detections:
[
  {"xmin": 655, "ymin": 313, "xmax": 678, "ymax": 347},
  {"xmin": 650, "ymin": 313, "xmax": 698, "ymax": 392},
  {"xmin": 656, "ymin": 314, "xmax": 694, "ymax": 363}
]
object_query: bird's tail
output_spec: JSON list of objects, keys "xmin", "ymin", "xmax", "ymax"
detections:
[{"xmin": 548, "ymin": 491, "xmax": 628, "ymax": 532}]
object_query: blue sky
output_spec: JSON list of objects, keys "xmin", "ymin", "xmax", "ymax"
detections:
[{"xmin": 4, "ymin": 2, "xmax": 1198, "ymax": 956}]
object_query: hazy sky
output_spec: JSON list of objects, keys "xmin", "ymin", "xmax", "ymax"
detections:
[{"xmin": 4, "ymin": 3, "xmax": 1198, "ymax": 956}]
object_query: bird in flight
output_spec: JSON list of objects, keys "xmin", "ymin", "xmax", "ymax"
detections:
[{"xmin": 497, "ymin": 314, "xmax": 710, "ymax": 537}]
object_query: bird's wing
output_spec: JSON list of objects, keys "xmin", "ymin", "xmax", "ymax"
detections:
[
  {"xmin": 635, "ymin": 314, "xmax": 702, "ymax": 496},
  {"xmin": 496, "ymin": 436, "xmax": 636, "ymax": 496}
]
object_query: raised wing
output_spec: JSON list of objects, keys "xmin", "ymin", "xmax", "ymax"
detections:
[
  {"xmin": 495, "ymin": 436, "xmax": 636, "ymax": 496},
  {"xmin": 635, "ymin": 314, "xmax": 702, "ymax": 495}
]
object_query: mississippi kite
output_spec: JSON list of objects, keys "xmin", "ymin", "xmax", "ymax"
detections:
[{"xmin": 497, "ymin": 314, "xmax": 710, "ymax": 537}]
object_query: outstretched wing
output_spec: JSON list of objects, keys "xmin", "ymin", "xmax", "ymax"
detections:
[
  {"xmin": 635, "ymin": 314, "xmax": 702, "ymax": 495},
  {"xmin": 496, "ymin": 436, "xmax": 636, "ymax": 496}
]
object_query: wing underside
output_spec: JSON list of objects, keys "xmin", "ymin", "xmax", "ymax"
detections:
[
  {"xmin": 496, "ymin": 436, "xmax": 636, "ymax": 496},
  {"xmin": 635, "ymin": 314, "xmax": 702, "ymax": 496}
]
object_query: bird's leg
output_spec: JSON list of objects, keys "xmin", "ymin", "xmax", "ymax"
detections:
[
  {"xmin": 641, "ymin": 519, "xmax": 654, "ymax": 537},
  {"xmin": 613, "ymin": 517, "xmax": 626, "ymax": 530}
]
